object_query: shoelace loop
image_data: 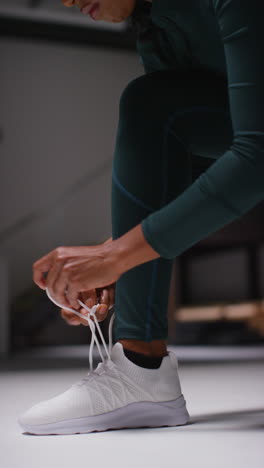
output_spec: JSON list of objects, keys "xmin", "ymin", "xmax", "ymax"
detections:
[{"xmin": 45, "ymin": 287, "xmax": 115, "ymax": 373}]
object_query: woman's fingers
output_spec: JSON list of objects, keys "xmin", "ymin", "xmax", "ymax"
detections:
[
  {"xmin": 80, "ymin": 289, "xmax": 104, "ymax": 323},
  {"xmin": 95, "ymin": 288, "xmax": 109, "ymax": 321},
  {"xmin": 33, "ymin": 250, "xmax": 55, "ymax": 289},
  {"xmin": 45, "ymin": 259, "xmax": 70, "ymax": 309},
  {"xmin": 60, "ymin": 308, "xmax": 82, "ymax": 326},
  {"xmin": 33, "ymin": 247, "xmax": 70, "ymax": 294},
  {"xmin": 60, "ymin": 285, "xmax": 115, "ymax": 327},
  {"xmin": 80, "ymin": 289, "xmax": 97, "ymax": 308},
  {"xmin": 61, "ymin": 307, "xmax": 91, "ymax": 327},
  {"xmin": 108, "ymin": 284, "xmax": 115, "ymax": 308}
]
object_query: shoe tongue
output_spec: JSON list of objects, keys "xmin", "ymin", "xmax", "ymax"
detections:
[{"xmin": 110, "ymin": 342, "xmax": 126, "ymax": 365}]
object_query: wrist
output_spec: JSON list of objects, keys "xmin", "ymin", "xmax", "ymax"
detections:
[
  {"xmin": 104, "ymin": 223, "xmax": 160, "ymax": 276},
  {"xmin": 103, "ymin": 236, "xmax": 112, "ymax": 244}
]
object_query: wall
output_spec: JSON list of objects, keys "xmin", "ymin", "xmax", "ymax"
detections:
[{"xmin": 0, "ymin": 37, "xmax": 143, "ymax": 300}]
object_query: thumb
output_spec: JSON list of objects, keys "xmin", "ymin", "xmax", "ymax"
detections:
[
  {"xmin": 80, "ymin": 289, "xmax": 97, "ymax": 308},
  {"xmin": 97, "ymin": 303, "xmax": 108, "ymax": 315}
]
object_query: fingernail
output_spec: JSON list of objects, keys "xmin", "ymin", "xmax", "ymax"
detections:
[{"xmin": 102, "ymin": 288, "xmax": 107, "ymax": 298}]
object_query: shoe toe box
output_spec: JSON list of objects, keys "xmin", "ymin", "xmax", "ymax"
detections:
[{"xmin": 18, "ymin": 385, "xmax": 92, "ymax": 429}]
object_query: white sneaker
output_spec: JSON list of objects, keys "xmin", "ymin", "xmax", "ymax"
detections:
[{"xmin": 18, "ymin": 289, "xmax": 190, "ymax": 435}]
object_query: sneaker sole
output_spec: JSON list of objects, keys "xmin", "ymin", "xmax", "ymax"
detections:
[{"xmin": 19, "ymin": 394, "xmax": 190, "ymax": 435}]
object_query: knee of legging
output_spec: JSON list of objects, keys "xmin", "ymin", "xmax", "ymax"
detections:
[{"xmin": 119, "ymin": 73, "xmax": 157, "ymax": 119}]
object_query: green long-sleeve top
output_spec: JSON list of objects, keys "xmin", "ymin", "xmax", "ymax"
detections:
[{"xmin": 136, "ymin": 0, "xmax": 264, "ymax": 259}]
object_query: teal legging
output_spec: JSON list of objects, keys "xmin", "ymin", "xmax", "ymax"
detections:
[{"xmin": 111, "ymin": 68, "xmax": 233, "ymax": 342}]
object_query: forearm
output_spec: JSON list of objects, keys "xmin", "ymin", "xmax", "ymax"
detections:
[
  {"xmin": 141, "ymin": 145, "xmax": 264, "ymax": 260},
  {"xmin": 104, "ymin": 236, "xmax": 113, "ymax": 244},
  {"xmin": 104, "ymin": 223, "xmax": 160, "ymax": 276}
]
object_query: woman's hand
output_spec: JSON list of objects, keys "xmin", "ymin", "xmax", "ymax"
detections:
[
  {"xmin": 33, "ymin": 241, "xmax": 120, "ymax": 310},
  {"xmin": 60, "ymin": 284, "xmax": 115, "ymax": 326},
  {"xmin": 33, "ymin": 223, "xmax": 160, "ymax": 313}
]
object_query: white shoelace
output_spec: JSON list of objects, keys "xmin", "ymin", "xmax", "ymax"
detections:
[
  {"xmin": 45, "ymin": 287, "xmax": 115, "ymax": 374},
  {"xmin": 46, "ymin": 288, "xmax": 155, "ymax": 404}
]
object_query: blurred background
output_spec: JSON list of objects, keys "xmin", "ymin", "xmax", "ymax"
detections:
[{"xmin": 0, "ymin": 0, "xmax": 264, "ymax": 360}]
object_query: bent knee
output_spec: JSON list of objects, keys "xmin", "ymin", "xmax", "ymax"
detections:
[{"xmin": 119, "ymin": 73, "xmax": 162, "ymax": 117}]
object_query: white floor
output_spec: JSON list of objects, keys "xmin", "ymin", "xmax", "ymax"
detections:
[{"xmin": 1, "ymin": 350, "xmax": 264, "ymax": 468}]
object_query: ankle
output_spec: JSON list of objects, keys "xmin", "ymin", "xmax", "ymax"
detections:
[{"xmin": 118, "ymin": 339, "xmax": 168, "ymax": 358}]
